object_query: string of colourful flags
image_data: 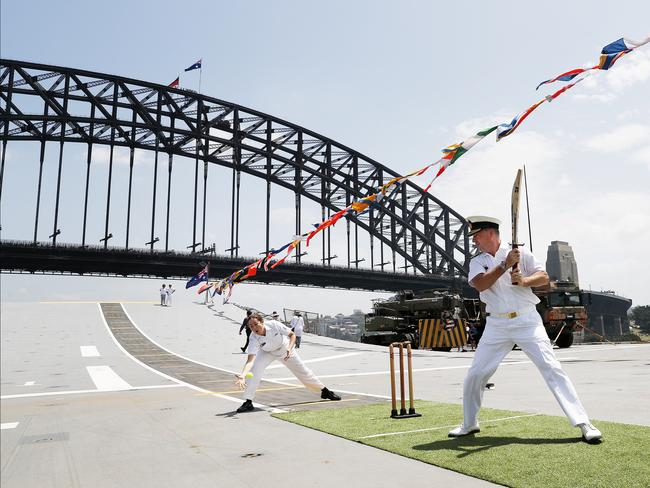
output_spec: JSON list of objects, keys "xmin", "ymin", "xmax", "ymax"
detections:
[{"xmin": 185, "ymin": 35, "xmax": 649, "ymax": 302}]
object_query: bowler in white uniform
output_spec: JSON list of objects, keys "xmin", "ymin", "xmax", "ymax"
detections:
[
  {"xmin": 234, "ymin": 312, "xmax": 341, "ymax": 413},
  {"xmin": 448, "ymin": 216, "xmax": 602, "ymax": 443}
]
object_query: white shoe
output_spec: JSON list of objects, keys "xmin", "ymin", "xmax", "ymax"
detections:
[
  {"xmin": 578, "ymin": 422, "xmax": 602, "ymax": 443},
  {"xmin": 448, "ymin": 424, "xmax": 480, "ymax": 437}
]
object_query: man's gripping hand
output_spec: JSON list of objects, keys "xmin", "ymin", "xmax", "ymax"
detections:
[
  {"xmin": 510, "ymin": 270, "xmax": 527, "ymax": 286},
  {"xmin": 505, "ymin": 248, "xmax": 520, "ymax": 269}
]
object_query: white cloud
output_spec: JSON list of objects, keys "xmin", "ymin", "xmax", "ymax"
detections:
[
  {"xmin": 632, "ymin": 145, "xmax": 650, "ymax": 170},
  {"xmin": 572, "ymin": 91, "xmax": 616, "ymax": 103},
  {"xmin": 606, "ymin": 49, "xmax": 650, "ymax": 91},
  {"xmin": 582, "ymin": 124, "xmax": 650, "ymax": 152},
  {"xmin": 418, "ymin": 117, "xmax": 650, "ymax": 304},
  {"xmin": 424, "ymin": 129, "xmax": 567, "ymax": 225},
  {"xmin": 616, "ymin": 108, "xmax": 641, "ymax": 121},
  {"xmin": 570, "ymin": 50, "xmax": 650, "ymax": 103}
]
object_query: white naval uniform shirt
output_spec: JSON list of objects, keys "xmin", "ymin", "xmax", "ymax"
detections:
[
  {"xmin": 245, "ymin": 320, "xmax": 291, "ymax": 356},
  {"xmin": 468, "ymin": 247, "xmax": 543, "ymax": 314},
  {"xmin": 289, "ymin": 316, "xmax": 304, "ymax": 336}
]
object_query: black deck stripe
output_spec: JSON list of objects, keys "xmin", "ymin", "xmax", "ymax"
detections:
[{"xmin": 99, "ymin": 303, "xmax": 383, "ymax": 412}]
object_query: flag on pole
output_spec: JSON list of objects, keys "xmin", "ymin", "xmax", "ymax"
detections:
[
  {"xmin": 185, "ymin": 58, "xmax": 202, "ymax": 72},
  {"xmin": 168, "ymin": 77, "xmax": 180, "ymax": 88},
  {"xmin": 186, "ymin": 265, "xmax": 208, "ymax": 288}
]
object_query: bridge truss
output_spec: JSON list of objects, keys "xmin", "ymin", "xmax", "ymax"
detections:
[{"xmin": 0, "ymin": 59, "xmax": 473, "ymax": 284}]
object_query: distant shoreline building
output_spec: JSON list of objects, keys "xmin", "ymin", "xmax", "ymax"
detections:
[{"xmin": 546, "ymin": 241, "xmax": 579, "ymax": 285}]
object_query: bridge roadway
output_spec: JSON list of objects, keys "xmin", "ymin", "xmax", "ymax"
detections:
[
  {"xmin": 2, "ymin": 292, "xmax": 649, "ymax": 487},
  {"xmin": 0, "ymin": 240, "xmax": 474, "ymax": 293}
]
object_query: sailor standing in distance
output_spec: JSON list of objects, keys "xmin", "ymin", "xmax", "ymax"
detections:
[
  {"xmin": 290, "ymin": 311, "xmax": 305, "ymax": 348},
  {"xmin": 448, "ymin": 216, "xmax": 602, "ymax": 443},
  {"xmin": 159, "ymin": 284, "xmax": 167, "ymax": 306}
]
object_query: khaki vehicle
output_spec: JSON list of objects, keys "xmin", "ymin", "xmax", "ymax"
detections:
[{"xmin": 533, "ymin": 281, "xmax": 588, "ymax": 348}]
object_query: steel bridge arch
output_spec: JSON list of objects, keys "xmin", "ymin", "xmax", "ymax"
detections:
[{"xmin": 0, "ymin": 59, "xmax": 472, "ymax": 278}]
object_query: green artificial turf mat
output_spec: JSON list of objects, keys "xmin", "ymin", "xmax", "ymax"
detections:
[{"xmin": 273, "ymin": 401, "xmax": 650, "ymax": 488}]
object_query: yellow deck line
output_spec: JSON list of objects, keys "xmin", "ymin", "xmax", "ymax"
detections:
[
  {"xmin": 195, "ymin": 385, "xmax": 305, "ymax": 396},
  {"xmin": 285, "ymin": 398, "xmax": 359, "ymax": 407}
]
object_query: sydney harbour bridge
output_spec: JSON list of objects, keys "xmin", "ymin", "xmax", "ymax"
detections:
[{"xmin": 0, "ymin": 59, "xmax": 474, "ymax": 293}]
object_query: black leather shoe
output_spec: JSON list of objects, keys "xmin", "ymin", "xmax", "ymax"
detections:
[
  {"xmin": 237, "ymin": 399, "xmax": 254, "ymax": 413},
  {"xmin": 321, "ymin": 387, "xmax": 341, "ymax": 401}
]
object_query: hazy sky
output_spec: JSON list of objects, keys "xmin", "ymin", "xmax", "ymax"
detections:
[{"xmin": 1, "ymin": 1, "xmax": 649, "ymax": 308}]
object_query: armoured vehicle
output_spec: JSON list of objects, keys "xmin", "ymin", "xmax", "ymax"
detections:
[
  {"xmin": 362, "ymin": 289, "xmax": 483, "ymax": 348},
  {"xmin": 533, "ymin": 281, "xmax": 588, "ymax": 348}
]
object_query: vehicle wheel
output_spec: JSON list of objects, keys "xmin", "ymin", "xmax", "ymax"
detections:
[{"xmin": 555, "ymin": 333, "xmax": 574, "ymax": 348}]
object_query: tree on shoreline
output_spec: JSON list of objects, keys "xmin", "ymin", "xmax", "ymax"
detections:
[{"xmin": 629, "ymin": 305, "xmax": 650, "ymax": 333}]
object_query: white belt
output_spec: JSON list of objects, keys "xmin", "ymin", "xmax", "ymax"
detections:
[{"xmin": 486, "ymin": 306, "xmax": 536, "ymax": 319}]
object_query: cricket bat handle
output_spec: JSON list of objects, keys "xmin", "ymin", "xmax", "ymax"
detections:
[{"xmin": 511, "ymin": 245, "xmax": 520, "ymax": 285}]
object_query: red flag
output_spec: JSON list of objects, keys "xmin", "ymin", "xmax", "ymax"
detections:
[{"xmin": 168, "ymin": 77, "xmax": 180, "ymax": 88}]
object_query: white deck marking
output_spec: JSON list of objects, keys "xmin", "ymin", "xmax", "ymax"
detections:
[
  {"xmin": 1, "ymin": 384, "xmax": 183, "ymax": 400},
  {"xmin": 1, "ymin": 422, "xmax": 19, "ymax": 430},
  {"xmin": 80, "ymin": 346, "xmax": 100, "ymax": 357},
  {"xmin": 86, "ymin": 365, "xmax": 132, "ymax": 390},
  {"xmin": 358, "ymin": 413, "xmax": 542, "ymax": 439},
  {"xmin": 267, "ymin": 352, "xmax": 362, "ymax": 369},
  {"xmin": 23, "ymin": 381, "xmax": 35, "ymax": 386}
]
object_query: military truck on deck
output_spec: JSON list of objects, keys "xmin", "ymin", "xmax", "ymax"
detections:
[{"xmin": 533, "ymin": 281, "xmax": 588, "ymax": 348}]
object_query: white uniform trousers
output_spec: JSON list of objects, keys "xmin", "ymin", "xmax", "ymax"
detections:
[
  {"xmin": 463, "ymin": 309, "xmax": 589, "ymax": 427},
  {"xmin": 244, "ymin": 348, "xmax": 324, "ymax": 401}
]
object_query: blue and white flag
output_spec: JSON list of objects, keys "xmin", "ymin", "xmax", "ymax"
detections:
[{"xmin": 184, "ymin": 58, "xmax": 202, "ymax": 72}]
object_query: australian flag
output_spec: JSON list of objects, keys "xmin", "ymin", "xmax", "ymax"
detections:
[
  {"xmin": 184, "ymin": 58, "xmax": 202, "ymax": 72},
  {"xmin": 186, "ymin": 265, "xmax": 208, "ymax": 289}
]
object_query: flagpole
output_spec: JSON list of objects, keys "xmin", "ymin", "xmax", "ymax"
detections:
[{"xmin": 199, "ymin": 66, "xmax": 202, "ymax": 94}]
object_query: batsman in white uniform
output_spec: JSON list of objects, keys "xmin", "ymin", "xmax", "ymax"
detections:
[
  {"xmin": 234, "ymin": 312, "xmax": 341, "ymax": 413},
  {"xmin": 448, "ymin": 216, "xmax": 602, "ymax": 443}
]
